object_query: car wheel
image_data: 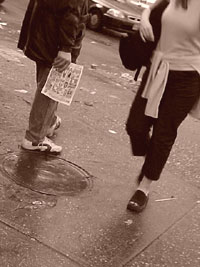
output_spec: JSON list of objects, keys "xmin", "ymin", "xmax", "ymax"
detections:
[{"xmin": 88, "ymin": 9, "xmax": 103, "ymax": 31}]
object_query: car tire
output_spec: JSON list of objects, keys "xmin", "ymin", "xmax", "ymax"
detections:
[{"xmin": 88, "ymin": 9, "xmax": 103, "ymax": 31}]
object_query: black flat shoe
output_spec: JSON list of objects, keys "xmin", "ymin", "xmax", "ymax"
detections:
[{"xmin": 127, "ymin": 190, "xmax": 149, "ymax": 212}]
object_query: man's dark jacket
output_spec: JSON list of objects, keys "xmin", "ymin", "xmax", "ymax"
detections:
[{"xmin": 18, "ymin": 0, "xmax": 88, "ymax": 66}]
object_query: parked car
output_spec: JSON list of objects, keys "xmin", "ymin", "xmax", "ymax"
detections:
[{"xmin": 88, "ymin": 0, "xmax": 147, "ymax": 33}]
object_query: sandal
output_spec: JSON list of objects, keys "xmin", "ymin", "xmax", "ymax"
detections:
[{"xmin": 127, "ymin": 190, "xmax": 149, "ymax": 212}]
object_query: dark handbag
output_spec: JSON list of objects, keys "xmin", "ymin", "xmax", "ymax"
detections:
[{"xmin": 119, "ymin": 0, "xmax": 169, "ymax": 76}]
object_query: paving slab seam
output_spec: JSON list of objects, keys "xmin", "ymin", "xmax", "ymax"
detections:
[
  {"xmin": 120, "ymin": 202, "xmax": 198, "ymax": 267},
  {"xmin": 0, "ymin": 219, "xmax": 90, "ymax": 267}
]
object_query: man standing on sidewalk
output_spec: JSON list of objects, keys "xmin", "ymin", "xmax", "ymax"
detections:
[{"xmin": 18, "ymin": 0, "xmax": 88, "ymax": 153}]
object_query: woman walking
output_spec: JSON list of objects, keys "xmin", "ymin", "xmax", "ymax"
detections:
[{"xmin": 126, "ymin": 0, "xmax": 200, "ymax": 212}]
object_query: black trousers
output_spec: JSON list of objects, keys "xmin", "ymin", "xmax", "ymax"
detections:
[{"xmin": 126, "ymin": 69, "xmax": 200, "ymax": 181}]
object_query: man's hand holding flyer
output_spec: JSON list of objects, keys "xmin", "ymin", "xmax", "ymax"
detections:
[{"xmin": 42, "ymin": 63, "xmax": 83, "ymax": 105}]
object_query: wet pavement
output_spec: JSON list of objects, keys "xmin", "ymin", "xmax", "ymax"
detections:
[
  {"xmin": 0, "ymin": 151, "xmax": 93, "ymax": 196},
  {"xmin": 0, "ymin": 1, "xmax": 200, "ymax": 266}
]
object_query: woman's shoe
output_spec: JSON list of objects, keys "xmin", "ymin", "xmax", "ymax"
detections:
[{"xmin": 127, "ymin": 190, "xmax": 149, "ymax": 212}]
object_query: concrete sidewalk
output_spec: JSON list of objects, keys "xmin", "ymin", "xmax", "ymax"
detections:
[{"xmin": 0, "ymin": 40, "xmax": 199, "ymax": 267}]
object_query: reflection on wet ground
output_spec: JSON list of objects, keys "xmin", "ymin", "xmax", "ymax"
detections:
[{"xmin": 0, "ymin": 150, "xmax": 93, "ymax": 196}]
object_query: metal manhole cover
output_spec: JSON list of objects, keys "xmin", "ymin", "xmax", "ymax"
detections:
[{"xmin": 0, "ymin": 151, "xmax": 93, "ymax": 196}]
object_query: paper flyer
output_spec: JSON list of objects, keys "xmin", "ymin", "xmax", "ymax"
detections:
[{"xmin": 41, "ymin": 63, "xmax": 83, "ymax": 105}]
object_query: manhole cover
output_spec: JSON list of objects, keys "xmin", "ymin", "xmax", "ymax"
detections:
[{"xmin": 0, "ymin": 151, "xmax": 93, "ymax": 196}]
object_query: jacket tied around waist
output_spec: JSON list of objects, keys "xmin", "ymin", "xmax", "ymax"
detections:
[{"xmin": 142, "ymin": 51, "xmax": 200, "ymax": 119}]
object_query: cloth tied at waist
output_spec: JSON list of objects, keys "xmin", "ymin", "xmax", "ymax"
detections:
[{"xmin": 142, "ymin": 51, "xmax": 200, "ymax": 119}]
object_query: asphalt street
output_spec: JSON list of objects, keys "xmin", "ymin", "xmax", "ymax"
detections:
[{"xmin": 0, "ymin": 1, "xmax": 199, "ymax": 266}]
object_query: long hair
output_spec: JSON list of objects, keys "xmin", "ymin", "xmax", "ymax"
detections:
[{"xmin": 175, "ymin": 0, "xmax": 188, "ymax": 9}]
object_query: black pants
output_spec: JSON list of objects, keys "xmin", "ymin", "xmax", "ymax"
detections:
[{"xmin": 126, "ymin": 70, "xmax": 200, "ymax": 181}]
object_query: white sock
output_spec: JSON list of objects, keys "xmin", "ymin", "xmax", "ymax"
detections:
[{"xmin": 137, "ymin": 176, "xmax": 152, "ymax": 195}]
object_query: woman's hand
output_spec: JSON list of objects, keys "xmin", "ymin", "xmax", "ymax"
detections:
[{"xmin": 139, "ymin": 7, "xmax": 155, "ymax": 42}]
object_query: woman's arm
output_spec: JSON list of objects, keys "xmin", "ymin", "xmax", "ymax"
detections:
[{"xmin": 139, "ymin": 0, "xmax": 169, "ymax": 42}]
